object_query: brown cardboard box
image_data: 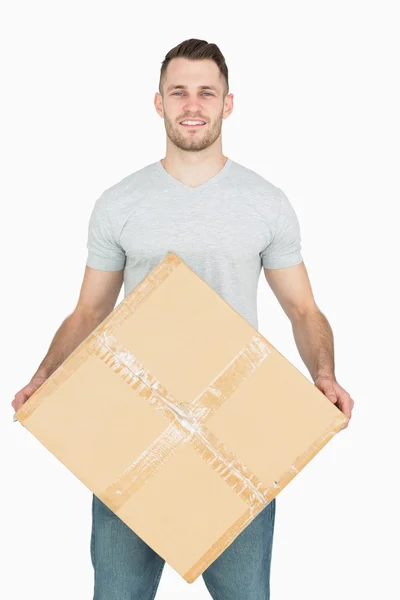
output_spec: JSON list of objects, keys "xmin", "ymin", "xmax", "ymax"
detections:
[{"xmin": 15, "ymin": 252, "xmax": 348, "ymax": 582}]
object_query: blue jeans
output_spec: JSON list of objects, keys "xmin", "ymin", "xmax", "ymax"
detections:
[{"xmin": 90, "ymin": 493, "xmax": 276, "ymax": 599}]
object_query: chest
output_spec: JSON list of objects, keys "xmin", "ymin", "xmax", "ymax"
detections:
[{"xmin": 119, "ymin": 192, "xmax": 271, "ymax": 265}]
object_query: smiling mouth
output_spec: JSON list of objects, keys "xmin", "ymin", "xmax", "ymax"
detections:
[{"xmin": 179, "ymin": 121, "xmax": 207, "ymax": 129}]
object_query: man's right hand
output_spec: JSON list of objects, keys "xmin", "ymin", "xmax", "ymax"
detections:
[{"xmin": 12, "ymin": 376, "xmax": 47, "ymax": 418}]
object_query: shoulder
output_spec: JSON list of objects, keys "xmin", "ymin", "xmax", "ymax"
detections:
[
  {"xmin": 229, "ymin": 159, "xmax": 287, "ymax": 213},
  {"xmin": 103, "ymin": 163, "xmax": 157, "ymax": 201},
  {"xmin": 95, "ymin": 163, "xmax": 161, "ymax": 219},
  {"xmin": 230, "ymin": 160, "xmax": 286, "ymax": 198}
]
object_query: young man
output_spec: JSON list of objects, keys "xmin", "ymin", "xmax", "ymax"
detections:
[{"xmin": 12, "ymin": 38, "xmax": 354, "ymax": 599}]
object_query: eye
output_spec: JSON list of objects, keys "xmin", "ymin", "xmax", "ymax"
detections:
[{"xmin": 171, "ymin": 92, "xmax": 213, "ymax": 97}]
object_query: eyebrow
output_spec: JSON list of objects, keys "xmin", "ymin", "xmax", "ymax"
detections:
[{"xmin": 166, "ymin": 84, "xmax": 218, "ymax": 92}]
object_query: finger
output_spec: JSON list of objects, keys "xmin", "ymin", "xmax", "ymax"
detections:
[{"xmin": 323, "ymin": 390, "xmax": 337, "ymax": 404}]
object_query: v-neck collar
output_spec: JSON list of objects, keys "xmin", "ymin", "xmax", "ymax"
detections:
[{"xmin": 155, "ymin": 157, "xmax": 233, "ymax": 192}]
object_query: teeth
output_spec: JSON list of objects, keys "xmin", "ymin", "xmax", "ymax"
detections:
[{"xmin": 181, "ymin": 121, "xmax": 205, "ymax": 125}]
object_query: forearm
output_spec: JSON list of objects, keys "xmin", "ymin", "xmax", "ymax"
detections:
[
  {"xmin": 291, "ymin": 308, "xmax": 335, "ymax": 382},
  {"xmin": 31, "ymin": 310, "xmax": 103, "ymax": 382}
]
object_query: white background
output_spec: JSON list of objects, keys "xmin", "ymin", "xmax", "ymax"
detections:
[{"xmin": 2, "ymin": 1, "xmax": 399, "ymax": 598}]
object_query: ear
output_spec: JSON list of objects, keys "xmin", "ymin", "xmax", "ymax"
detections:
[
  {"xmin": 154, "ymin": 92, "xmax": 164, "ymax": 118},
  {"xmin": 223, "ymin": 93, "xmax": 234, "ymax": 119}
]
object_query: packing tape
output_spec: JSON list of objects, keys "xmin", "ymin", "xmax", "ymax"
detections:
[{"xmin": 92, "ymin": 332, "xmax": 274, "ymax": 512}]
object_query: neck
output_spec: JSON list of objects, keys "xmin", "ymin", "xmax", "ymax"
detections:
[{"xmin": 161, "ymin": 152, "xmax": 227, "ymax": 188}]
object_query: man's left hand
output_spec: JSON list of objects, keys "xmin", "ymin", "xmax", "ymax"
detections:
[{"xmin": 314, "ymin": 376, "xmax": 354, "ymax": 430}]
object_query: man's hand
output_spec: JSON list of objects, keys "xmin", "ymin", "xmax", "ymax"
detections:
[
  {"xmin": 314, "ymin": 376, "xmax": 354, "ymax": 430},
  {"xmin": 12, "ymin": 376, "xmax": 47, "ymax": 421}
]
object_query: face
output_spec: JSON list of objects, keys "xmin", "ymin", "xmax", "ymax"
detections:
[{"xmin": 155, "ymin": 57, "xmax": 233, "ymax": 153}]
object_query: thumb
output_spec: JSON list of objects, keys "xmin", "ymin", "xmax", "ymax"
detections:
[
  {"xmin": 315, "ymin": 381, "xmax": 337, "ymax": 404},
  {"xmin": 325, "ymin": 392, "xmax": 337, "ymax": 404}
]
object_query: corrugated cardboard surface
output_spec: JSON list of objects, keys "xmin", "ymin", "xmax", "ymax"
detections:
[{"xmin": 15, "ymin": 252, "xmax": 348, "ymax": 582}]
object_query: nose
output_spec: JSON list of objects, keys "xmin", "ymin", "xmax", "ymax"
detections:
[{"xmin": 182, "ymin": 95, "xmax": 204, "ymax": 113}]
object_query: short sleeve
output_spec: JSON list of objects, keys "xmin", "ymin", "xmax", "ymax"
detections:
[
  {"xmin": 86, "ymin": 193, "xmax": 126, "ymax": 271},
  {"xmin": 260, "ymin": 189, "xmax": 303, "ymax": 269}
]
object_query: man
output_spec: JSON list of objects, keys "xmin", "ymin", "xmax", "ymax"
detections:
[{"xmin": 12, "ymin": 38, "xmax": 354, "ymax": 599}]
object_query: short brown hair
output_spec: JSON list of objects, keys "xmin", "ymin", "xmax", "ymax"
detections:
[{"xmin": 159, "ymin": 38, "xmax": 229, "ymax": 97}]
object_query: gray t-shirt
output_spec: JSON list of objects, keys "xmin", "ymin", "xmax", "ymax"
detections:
[{"xmin": 86, "ymin": 157, "xmax": 303, "ymax": 330}]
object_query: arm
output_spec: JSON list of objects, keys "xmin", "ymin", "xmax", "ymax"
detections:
[
  {"xmin": 263, "ymin": 262, "xmax": 354, "ymax": 427},
  {"xmin": 12, "ymin": 266, "xmax": 123, "ymax": 414},
  {"xmin": 264, "ymin": 261, "xmax": 333, "ymax": 381}
]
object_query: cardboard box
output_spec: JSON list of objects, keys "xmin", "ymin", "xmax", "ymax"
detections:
[{"xmin": 15, "ymin": 252, "xmax": 348, "ymax": 582}]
